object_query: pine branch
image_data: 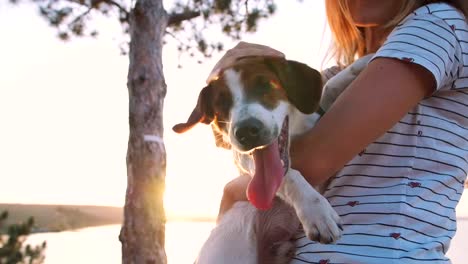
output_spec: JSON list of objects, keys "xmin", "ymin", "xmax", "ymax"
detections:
[
  {"xmin": 106, "ymin": 0, "xmax": 129, "ymax": 17},
  {"xmin": 68, "ymin": 0, "xmax": 129, "ymax": 19},
  {"xmin": 69, "ymin": 6, "xmax": 92, "ymax": 25},
  {"xmin": 168, "ymin": 10, "xmax": 200, "ymax": 26}
]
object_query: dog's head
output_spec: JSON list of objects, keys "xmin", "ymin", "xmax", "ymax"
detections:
[{"xmin": 173, "ymin": 56, "xmax": 322, "ymax": 209}]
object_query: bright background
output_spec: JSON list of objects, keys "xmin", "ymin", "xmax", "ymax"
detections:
[{"xmin": 0, "ymin": 1, "xmax": 467, "ymax": 220}]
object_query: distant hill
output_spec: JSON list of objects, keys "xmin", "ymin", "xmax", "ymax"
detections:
[{"xmin": 0, "ymin": 204, "xmax": 123, "ymax": 233}]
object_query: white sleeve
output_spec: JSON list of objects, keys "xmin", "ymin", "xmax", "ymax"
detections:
[{"xmin": 373, "ymin": 13, "xmax": 462, "ymax": 91}]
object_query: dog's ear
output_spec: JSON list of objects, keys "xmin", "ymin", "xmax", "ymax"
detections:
[
  {"xmin": 266, "ymin": 58, "xmax": 323, "ymax": 114},
  {"xmin": 211, "ymin": 124, "xmax": 231, "ymax": 149},
  {"xmin": 172, "ymin": 85, "xmax": 215, "ymax": 133}
]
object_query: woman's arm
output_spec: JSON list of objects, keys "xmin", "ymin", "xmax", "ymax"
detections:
[{"xmin": 291, "ymin": 57, "xmax": 435, "ymax": 186}]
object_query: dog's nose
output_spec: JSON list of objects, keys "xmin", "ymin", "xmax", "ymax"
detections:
[{"xmin": 234, "ymin": 118, "xmax": 264, "ymax": 149}]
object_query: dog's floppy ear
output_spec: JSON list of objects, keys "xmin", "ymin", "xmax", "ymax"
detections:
[
  {"xmin": 172, "ymin": 85, "xmax": 215, "ymax": 133},
  {"xmin": 266, "ymin": 58, "xmax": 323, "ymax": 114}
]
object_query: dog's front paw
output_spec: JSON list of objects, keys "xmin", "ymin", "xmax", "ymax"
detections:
[
  {"xmin": 296, "ymin": 195, "xmax": 342, "ymax": 244},
  {"xmin": 278, "ymin": 170, "xmax": 343, "ymax": 244}
]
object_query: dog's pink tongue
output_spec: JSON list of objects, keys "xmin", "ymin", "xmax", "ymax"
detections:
[{"xmin": 247, "ymin": 141, "xmax": 284, "ymax": 210}]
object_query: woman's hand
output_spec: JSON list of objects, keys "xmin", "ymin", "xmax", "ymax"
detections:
[
  {"xmin": 217, "ymin": 174, "xmax": 251, "ymax": 221},
  {"xmin": 207, "ymin": 41, "xmax": 285, "ymax": 83}
]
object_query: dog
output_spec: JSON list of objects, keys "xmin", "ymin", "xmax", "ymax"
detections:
[{"xmin": 173, "ymin": 54, "xmax": 372, "ymax": 263}]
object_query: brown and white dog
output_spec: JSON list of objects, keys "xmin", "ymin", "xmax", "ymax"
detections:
[{"xmin": 173, "ymin": 54, "xmax": 372, "ymax": 263}]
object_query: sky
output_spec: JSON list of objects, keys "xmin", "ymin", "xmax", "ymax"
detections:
[
  {"xmin": 0, "ymin": 0, "xmax": 332, "ymax": 218},
  {"xmin": 0, "ymin": 1, "xmax": 467, "ymax": 219}
]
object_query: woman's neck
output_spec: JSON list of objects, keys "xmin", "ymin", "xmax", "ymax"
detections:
[{"xmin": 364, "ymin": 26, "xmax": 393, "ymax": 54}]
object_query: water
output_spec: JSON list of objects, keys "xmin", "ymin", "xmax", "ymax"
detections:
[
  {"xmin": 27, "ymin": 221, "xmax": 215, "ymax": 264},
  {"xmin": 27, "ymin": 219, "xmax": 467, "ymax": 264}
]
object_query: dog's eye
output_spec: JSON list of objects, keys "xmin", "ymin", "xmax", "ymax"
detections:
[
  {"xmin": 257, "ymin": 77, "xmax": 282, "ymax": 92},
  {"xmin": 269, "ymin": 80, "xmax": 281, "ymax": 90},
  {"xmin": 255, "ymin": 79, "xmax": 270, "ymax": 91}
]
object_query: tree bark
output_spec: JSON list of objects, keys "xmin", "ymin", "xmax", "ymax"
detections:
[{"xmin": 119, "ymin": 0, "xmax": 168, "ymax": 263}]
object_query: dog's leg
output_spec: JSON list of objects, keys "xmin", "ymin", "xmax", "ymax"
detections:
[
  {"xmin": 320, "ymin": 53, "xmax": 374, "ymax": 111},
  {"xmin": 277, "ymin": 169, "xmax": 342, "ymax": 244}
]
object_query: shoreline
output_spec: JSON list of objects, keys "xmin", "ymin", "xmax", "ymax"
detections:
[
  {"xmin": 2, "ymin": 202, "xmax": 467, "ymax": 234},
  {"xmin": 26, "ymin": 217, "xmax": 468, "ymax": 234}
]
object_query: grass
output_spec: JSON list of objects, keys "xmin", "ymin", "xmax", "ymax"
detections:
[{"xmin": 0, "ymin": 203, "xmax": 123, "ymax": 233}]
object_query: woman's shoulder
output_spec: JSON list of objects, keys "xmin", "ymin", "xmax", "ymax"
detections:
[
  {"xmin": 377, "ymin": 2, "xmax": 468, "ymax": 90},
  {"xmin": 408, "ymin": 2, "xmax": 467, "ymax": 28},
  {"xmin": 403, "ymin": 2, "xmax": 468, "ymax": 92},
  {"xmin": 414, "ymin": 2, "xmax": 465, "ymax": 18},
  {"xmin": 409, "ymin": 2, "xmax": 468, "ymax": 64},
  {"xmin": 396, "ymin": 2, "xmax": 468, "ymax": 55}
]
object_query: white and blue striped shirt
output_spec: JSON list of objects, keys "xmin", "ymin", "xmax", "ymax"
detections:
[{"xmin": 293, "ymin": 3, "xmax": 468, "ymax": 264}]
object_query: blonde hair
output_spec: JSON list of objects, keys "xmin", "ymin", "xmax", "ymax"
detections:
[{"xmin": 325, "ymin": 0, "xmax": 468, "ymax": 66}]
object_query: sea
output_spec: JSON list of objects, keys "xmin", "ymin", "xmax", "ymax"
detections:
[
  {"xmin": 27, "ymin": 221, "xmax": 215, "ymax": 264},
  {"xmin": 27, "ymin": 218, "xmax": 468, "ymax": 264}
]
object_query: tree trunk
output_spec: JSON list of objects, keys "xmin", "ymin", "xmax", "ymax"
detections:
[{"xmin": 119, "ymin": 0, "xmax": 168, "ymax": 263}]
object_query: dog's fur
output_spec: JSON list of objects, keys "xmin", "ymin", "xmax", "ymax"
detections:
[
  {"xmin": 196, "ymin": 199, "xmax": 300, "ymax": 264},
  {"xmin": 173, "ymin": 54, "xmax": 372, "ymax": 263}
]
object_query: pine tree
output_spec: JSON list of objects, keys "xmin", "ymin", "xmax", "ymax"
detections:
[
  {"xmin": 9, "ymin": 0, "xmax": 278, "ymax": 262},
  {"xmin": 0, "ymin": 211, "xmax": 46, "ymax": 264}
]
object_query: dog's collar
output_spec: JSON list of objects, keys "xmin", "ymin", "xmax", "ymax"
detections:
[{"xmin": 316, "ymin": 106, "xmax": 326, "ymax": 117}]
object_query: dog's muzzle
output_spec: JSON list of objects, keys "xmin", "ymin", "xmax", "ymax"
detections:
[{"xmin": 234, "ymin": 118, "xmax": 270, "ymax": 151}]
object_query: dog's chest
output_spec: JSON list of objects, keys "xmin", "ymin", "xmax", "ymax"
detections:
[
  {"xmin": 288, "ymin": 110, "xmax": 320, "ymax": 138},
  {"xmin": 233, "ymin": 151, "xmax": 255, "ymax": 176}
]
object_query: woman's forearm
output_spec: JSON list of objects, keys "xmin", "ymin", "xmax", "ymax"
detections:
[{"xmin": 291, "ymin": 57, "xmax": 434, "ymax": 186}]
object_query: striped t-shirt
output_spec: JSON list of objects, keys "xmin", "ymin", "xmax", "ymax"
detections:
[{"xmin": 293, "ymin": 3, "xmax": 468, "ymax": 264}]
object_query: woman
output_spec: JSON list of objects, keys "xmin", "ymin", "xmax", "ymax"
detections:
[{"xmin": 217, "ymin": 0, "xmax": 468, "ymax": 263}]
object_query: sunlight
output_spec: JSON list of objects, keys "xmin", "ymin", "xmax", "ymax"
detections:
[
  {"xmin": 0, "ymin": 0, "xmax": 328, "ymax": 213},
  {"xmin": 164, "ymin": 125, "xmax": 238, "ymax": 219}
]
